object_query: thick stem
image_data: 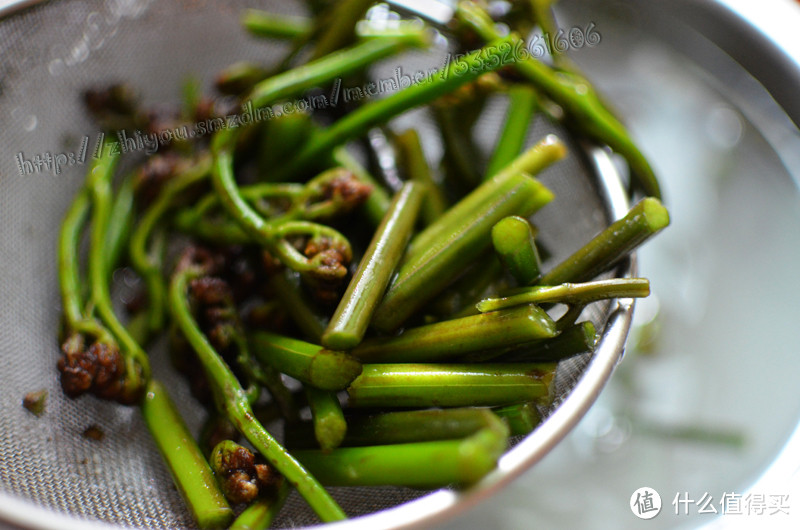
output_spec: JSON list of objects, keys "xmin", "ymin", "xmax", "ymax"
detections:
[
  {"xmin": 464, "ymin": 321, "xmax": 596, "ymax": 363},
  {"xmin": 346, "ymin": 363, "xmax": 556, "ymax": 408},
  {"xmin": 540, "ymin": 197, "xmax": 669, "ymax": 285},
  {"xmin": 286, "ymin": 407, "xmax": 507, "ymax": 448},
  {"xmin": 305, "ymin": 386, "xmax": 347, "ymax": 451},
  {"xmin": 494, "ymin": 402, "xmax": 542, "ymax": 436},
  {"xmin": 492, "ymin": 215, "xmax": 542, "ymax": 285},
  {"xmin": 229, "ymin": 482, "xmax": 291, "ymax": 530},
  {"xmin": 141, "ymin": 380, "xmax": 232, "ymax": 529},
  {"xmin": 405, "ymin": 136, "xmax": 564, "ymax": 260},
  {"xmin": 352, "ymin": 304, "xmax": 556, "ymax": 363},
  {"xmin": 371, "ymin": 171, "xmax": 554, "ymax": 332},
  {"xmin": 292, "ymin": 427, "xmax": 508, "ymax": 488},
  {"xmin": 322, "ymin": 182, "xmax": 425, "ymax": 349},
  {"xmin": 249, "ymin": 331, "xmax": 362, "ymax": 391},
  {"xmin": 394, "ymin": 129, "xmax": 449, "ymax": 226}
]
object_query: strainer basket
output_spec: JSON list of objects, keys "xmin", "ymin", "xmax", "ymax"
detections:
[{"xmin": 0, "ymin": 1, "xmax": 637, "ymax": 528}]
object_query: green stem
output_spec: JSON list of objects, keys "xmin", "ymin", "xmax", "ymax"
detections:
[
  {"xmin": 394, "ymin": 129, "xmax": 449, "ymax": 226},
  {"xmin": 332, "ymin": 147, "xmax": 391, "ymax": 226},
  {"xmin": 246, "ymin": 32, "xmax": 428, "ymax": 110},
  {"xmin": 229, "ymin": 482, "xmax": 291, "ymax": 530},
  {"xmin": 485, "ymin": 85, "xmax": 538, "ymax": 178},
  {"xmin": 268, "ymin": 269, "xmax": 327, "ymax": 342},
  {"xmin": 286, "ymin": 407, "xmax": 507, "ymax": 448},
  {"xmin": 322, "ymin": 182, "xmax": 426, "ymax": 349},
  {"xmin": 271, "ymin": 35, "xmax": 519, "ymax": 181},
  {"xmin": 292, "ymin": 427, "xmax": 508, "ymax": 488},
  {"xmin": 492, "ymin": 215, "xmax": 542, "ymax": 285},
  {"xmin": 308, "ymin": 0, "xmax": 375, "ymax": 61},
  {"xmin": 406, "ymin": 136, "xmax": 564, "ymax": 259},
  {"xmin": 347, "ymin": 363, "xmax": 556, "ymax": 408},
  {"xmin": 241, "ymin": 9, "xmax": 312, "ymax": 40},
  {"xmin": 86, "ymin": 144, "xmax": 150, "ymax": 386},
  {"xmin": 249, "ymin": 331, "xmax": 362, "ymax": 391},
  {"xmin": 467, "ymin": 321, "xmax": 596, "ymax": 363},
  {"xmin": 494, "ymin": 402, "xmax": 542, "ymax": 436},
  {"xmin": 105, "ymin": 172, "xmax": 136, "ymax": 277},
  {"xmin": 352, "ymin": 304, "xmax": 556, "ymax": 363},
  {"xmin": 477, "ymin": 278, "xmax": 650, "ymax": 313},
  {"xmin": 455, "ymin": 2, "xmax": 661, "ymax": 198},
  {"xmin": 130, "ymin": 155, "xmax": 211, "ymax": 336},
  {"xmin": 305, "ymin": 386, "xmax": 347, "ymax": 451},
  {"xmin": 141, "ymin": 380, "xmax": 232, "ymax": 529},
  {"xmin": 169, "ymin": 266, "xmax": 346, "ymax": 522},
  {"xmin": 59, "ymin": 188, "xmax": 92, "ymax": 329},
  {"xmin": 259, "ymin": 112, "xmax": 314, "ymax": 181},
  {"xmin": 371, "ymin": 171, "xmax": 554, "ymax": 332},
  {"xmin": 540, "ymin": 197, "xmax": 670, "ymax": 285}
]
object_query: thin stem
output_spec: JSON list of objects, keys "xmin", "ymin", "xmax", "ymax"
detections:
[
  {"xmin": 371, "ymin": 171, "xmax": 554, "ymax": 332},
  {"xmin": 86, "ymin": 144, "xmax": 150, "ymax": 385},
  {"xmin": 322, "ymin": 182, "xmax": 426, "ymax": 349},
  {"xmin": 308, "ymin": 0, "xmax": 375, "ymax": 61},
  {"xmin": 249, "ymin": 331, "xmax": 362, "ymax": 391},
  {"xmin": 352, "ymin": 304, "xmax": 556, "ymax": 363},
  {"xmin": 292, "ymin": 427, "xmax": 508, "ymax": 488},
  {"xmin": 485, "ymin": 85, "xmax": 538, "ymax": 178},
  {"xmin": 540, "ymin": 197, "xmax": 669, "ymax": 285},
  {"xmin": 477, "ymin": 278, "xmax": 650, "ymax": 313},
  {"xmin": 169, "ymin": 266, "xmax": 346, "ymax": 522},
  {"xmin": 241, "ymin": 9, "xmax": 312, "ymax": 40},
  {"xmin": 141, "ymin": 379, "xmax": 233, "ymax": 529},
  {"xmin": 271, "ymin": 35, "xmax": 519, "ymax": 181},
  {"xmin": 455, "ymin": 1, "xmax": 662, "ymax": 198},
  {"xmin": 346, "ymin": 363, "xmax": 557, "ymax": 408},
  {"xmin": 105, "ymin": 172, "xmax": 136, "ymax": 277},
  {"xmin": 268, "ymin": 269, "xmax": 327, "ymax": 342},
  {"xmin": 246, "ymin": 33, "xmax": 428, "ymax": 110},
  {"xmin": 305, "ymin": 386, "xmax": 347, "ymax": 451},
  {"xmin": 59, "ymin": 188, "xmax": 91, "ymax": 329},
  {"xmin": 492, "ymin": 215, "xmax": 542, "ymax": 285},
  {"xmin": 130, "ymin": 155, "xmax": 211, "ymax": 336}
]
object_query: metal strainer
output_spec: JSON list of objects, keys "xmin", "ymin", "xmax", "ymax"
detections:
[{"xmin": 0, "ymin": 1, "xmax": 636, "ymax": 528}]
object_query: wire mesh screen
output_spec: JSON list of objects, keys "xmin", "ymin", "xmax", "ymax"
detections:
[{"xmin": 0, "ymin": 1, "xmax": 624, "ymax": 528}]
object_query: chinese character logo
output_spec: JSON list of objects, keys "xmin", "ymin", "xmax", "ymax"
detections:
[{"xmin": 631, "ymin": 487, "xmax": 662, "ymax": 520}]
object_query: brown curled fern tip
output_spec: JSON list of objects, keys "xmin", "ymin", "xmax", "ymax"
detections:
[{"xmin": 210, "ymin": 440, "xmax": 283, "ymax": 505}]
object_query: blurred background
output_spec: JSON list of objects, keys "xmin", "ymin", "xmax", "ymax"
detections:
[{"xmin": 441, "ymin": 0, "xmax": 800, "ymax": 528}]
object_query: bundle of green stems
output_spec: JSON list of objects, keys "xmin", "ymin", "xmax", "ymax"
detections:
[{"xmin": 55, "ymin": 2, "xmax": 669, "ymax": 528}]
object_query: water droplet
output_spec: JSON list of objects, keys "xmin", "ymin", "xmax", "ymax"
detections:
[
  {"xmin": 22, "ymin": 114, "xmax": 37, "ymax": 132},
  {"xmin": 706, "ymin": 105, "xmax": 743, "ymax": 149},
  {"xmin": 70, "ymin": 36, "xmax": 90, "ymax": 63},
  {"xmin": 48, "ymin": 58, "xmax": 65, "ymax": 76}
]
